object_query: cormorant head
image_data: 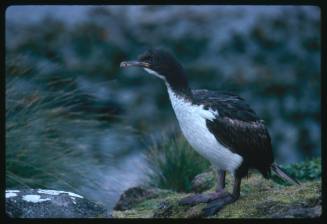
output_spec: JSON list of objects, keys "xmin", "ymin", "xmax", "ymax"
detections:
[{"xmin": 120, "ymin": 48, "xmax": 185, "ymax": 82}]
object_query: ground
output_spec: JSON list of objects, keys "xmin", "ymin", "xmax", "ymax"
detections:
[{"xmin": 112, "ymin": 170, "xmax": 321, "ymax": 218}]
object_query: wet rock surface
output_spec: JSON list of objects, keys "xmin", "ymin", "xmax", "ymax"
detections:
[{"xmin": 6, "ymin": 189, "xmax": 110, "ymax": 218}]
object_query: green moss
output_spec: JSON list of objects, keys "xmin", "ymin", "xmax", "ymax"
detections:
[
  {"xmin": 113, "ymin": 169, "xmax": 321, "ymax": 218},
  {"xmin": 214, "ymin": 180, "xmax": 320, "ymax": 218}
]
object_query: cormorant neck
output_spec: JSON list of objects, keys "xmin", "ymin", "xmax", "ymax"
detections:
[{"xmin": 164, "ymin": 70, "xmax": 193, "ymax": 102}]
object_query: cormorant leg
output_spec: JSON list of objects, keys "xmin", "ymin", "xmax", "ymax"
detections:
[
  {"xmin": 179, "ymin": 169, "xmax": 227, "ymax": 206},
  {"xmin": 216, "ymin": 169, "xmax": 226, "ymax": 192},
  {"xmin": 202, "ymin": 176, "xmax": 241, "ymax": 217}
]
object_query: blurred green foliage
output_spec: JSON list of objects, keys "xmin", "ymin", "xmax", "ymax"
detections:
[{"xmin": 271, "ymin": 157, "xmax": 321, "ymax": 185}]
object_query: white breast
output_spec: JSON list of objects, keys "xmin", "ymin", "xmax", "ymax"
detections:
[{"xmin": 167, "ymin": 86, "xmax": 243, "ymax": 173}]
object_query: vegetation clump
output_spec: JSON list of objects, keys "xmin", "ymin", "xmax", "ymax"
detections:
[{"xmin": 146, "ymin": 134, "xmax": 210, "ymax": 192}]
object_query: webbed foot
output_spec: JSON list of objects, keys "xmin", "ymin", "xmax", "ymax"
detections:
[
  {"xmin": 179, "ymin": 190, "xmax": 228, "ymax": 206},
  {"xmin": 202, "ymin": 192, "xmax": 238, "ymax": 217}
]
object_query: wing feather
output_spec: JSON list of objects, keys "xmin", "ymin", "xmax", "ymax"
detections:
[{"xmin": 193, "ymin": 89, "xmax": 274, "ymax": 172}]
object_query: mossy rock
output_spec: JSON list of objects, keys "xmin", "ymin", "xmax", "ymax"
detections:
[{"xmin": 112, "ymin": 171, "xmax": 321, "ymax": 218}]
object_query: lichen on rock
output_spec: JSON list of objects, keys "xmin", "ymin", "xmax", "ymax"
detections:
[{"xmin": 6, "ymin": 189, "xmax": 110, "ymax": 218}]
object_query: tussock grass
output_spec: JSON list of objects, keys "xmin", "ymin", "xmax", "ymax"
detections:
[
  {"xmin": 5, "ymin": 73, "xmax": 108, "ymax": 194},
  {"xmin": 146, "ymin": 133, "xmax": 210, "ymax": 192}
]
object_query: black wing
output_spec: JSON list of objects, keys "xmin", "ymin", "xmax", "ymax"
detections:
[
  {"xmin": 192, "ymin": 89, "xmax": 274, "ymax": 176},
  {"xmin": 192, "ymin": 89, "xmax": 260, "ymax": 122}
]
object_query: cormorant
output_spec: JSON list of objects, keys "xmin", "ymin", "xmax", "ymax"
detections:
[{"xmin": 120, "ymin": 48, "xmax": 299, "ymax": 216}]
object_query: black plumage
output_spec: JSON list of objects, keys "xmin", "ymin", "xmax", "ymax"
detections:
[{"xmin": 192, "ymin": 89, "xmax": 274, "ymax": 179}]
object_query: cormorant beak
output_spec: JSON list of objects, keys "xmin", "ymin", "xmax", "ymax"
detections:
[{"xmin": 120, "ymin": 61, "xmax": 150, "ymax": 68}]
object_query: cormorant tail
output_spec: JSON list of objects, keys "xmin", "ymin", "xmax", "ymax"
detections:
[{"xmin": 271, "ymin": 163, "xmax": 300, "ymax": 185}]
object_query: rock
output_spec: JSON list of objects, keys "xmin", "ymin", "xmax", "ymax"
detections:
[
  {"xmin": 114, "ymin": 185, "xmax": 172, "ymax": 211},
  {"xmin": 6, "ymin": 189, "xmax": 110, "ymax": 218},
  {"xmin": 153, "ymin": 201, "xmax": 174, "ymax": 218},
  {"xmin": 191, "ymin": 171, "xmax": 215, "ymax": 193},
  {"xmin": 112, "ymin": 171, "xmax": 321, "ymax": 218}
]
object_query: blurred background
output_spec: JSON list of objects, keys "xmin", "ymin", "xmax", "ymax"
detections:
[{"xmin": 5, "ymin": 5, "xmax": 321, "ymax": 211}]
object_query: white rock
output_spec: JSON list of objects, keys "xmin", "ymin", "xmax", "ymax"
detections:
[
  {"xmin": 37, "ymin": 189, "xmax": 83, "ymax": 198},
  {"xmin": 6, "ymin": 192, "xmax": 17, "ymax": 198},
  {"xmin": 22, "ymin": 194, "xmax": 51, "ymax": 203}
]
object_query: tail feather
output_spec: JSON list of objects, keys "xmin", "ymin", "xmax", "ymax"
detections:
[{"xmin": 271, "ymin": 163, "xmax": 300, "ymax": 185}]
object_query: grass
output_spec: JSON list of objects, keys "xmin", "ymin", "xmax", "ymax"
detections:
[
  {"xmin": 5, "ymin": 56, "xmax": 147, "ymax": 209},
  {"xmin": 5, "ymin": 71, "xmax": 110, "ymax": 195},
  {"xmin": 145, "ymin": 133, "xmax": 210, "ymax": 193}
]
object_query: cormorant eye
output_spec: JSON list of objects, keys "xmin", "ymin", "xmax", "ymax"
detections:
[{"xmin": 138, "ymin": 51, "xmax": 154, "ymax": 63}]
